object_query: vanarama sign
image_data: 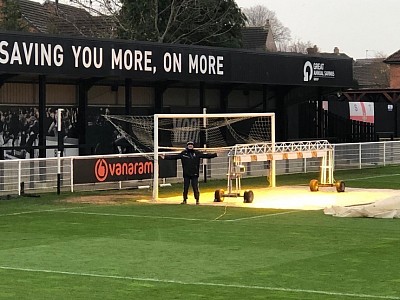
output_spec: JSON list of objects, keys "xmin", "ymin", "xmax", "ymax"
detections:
[
  {"xmin": 73, "ymin": 156, "xmax": 176, "ymax": 184},
  {"xmin": 94, "ymin": 158, "xmax": 153, "ymax": 182}
]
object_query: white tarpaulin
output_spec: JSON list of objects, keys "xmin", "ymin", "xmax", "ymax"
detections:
[{"xmin": 324, "ymin": 197, "xmax": 400, "ymax": 218}]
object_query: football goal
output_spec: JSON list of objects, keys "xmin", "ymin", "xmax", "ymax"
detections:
[{"xmin": 153, "ymin": 112, "xmax": 275, "ymax": 200}]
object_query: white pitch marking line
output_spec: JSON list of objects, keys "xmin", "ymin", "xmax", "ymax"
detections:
[
  {"xmin": 344, "ymin": 173, "xmax": 400, "ymax": 181},
  {"xmin": 0, "ymin": 207, "xmax": 87, "ymax": 217},
  {"xmin": 64, "ymin": 210, "xmax": 299, "ymax": 222},
  {"xmin": 223, "ymin": 210, "xmax": 299, "ymax": 222},
  {"xmin": 1, "ymin": 206, "xmax": 301, "ymax": 223},
  {"xmin": 65, "ymin": 211, "xmax": 211, "ymax": 222},
  {"xmin": 0, "ymin": 266, "xmax": 398, "ymax": 299}
]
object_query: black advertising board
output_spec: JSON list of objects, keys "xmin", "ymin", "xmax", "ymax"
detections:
[
  {"xmin": 73, "ymin": 156, "xmax": 177, "ymax": 184},
  {"xmin": 0, "ymin": 31, "xmax": 353, "ymax": 87}
]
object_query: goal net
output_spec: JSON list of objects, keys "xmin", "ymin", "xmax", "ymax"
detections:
[{"xmin": 104, "ymin": 112, "xmax": 275, "ymax": 200}]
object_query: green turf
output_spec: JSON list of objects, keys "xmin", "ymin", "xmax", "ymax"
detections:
[{"xmin": 0, "ymin": 166, "xmax": 400, "ymax": 299}]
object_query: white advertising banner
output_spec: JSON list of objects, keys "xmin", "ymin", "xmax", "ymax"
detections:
[{"xmin": 349, "ymin": 102, "xmax": 374, "ymax": 123}]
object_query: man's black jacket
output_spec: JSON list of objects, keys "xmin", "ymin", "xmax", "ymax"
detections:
[{"xmin": 165, "ymin": 148, "xmax": 217, "ymax": 177}]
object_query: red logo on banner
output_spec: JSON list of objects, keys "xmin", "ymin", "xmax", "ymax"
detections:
[{"xmin": 95, "ymin": 159, "xmax": 108, "ymax": 182}]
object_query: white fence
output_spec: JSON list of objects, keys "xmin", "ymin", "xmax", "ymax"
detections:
[{"xmin": 1, "ymin": 140, "xmax": 400, "ymax": 196}]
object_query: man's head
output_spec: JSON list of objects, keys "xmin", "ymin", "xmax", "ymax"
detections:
[{"xmin": 186, "ymin": 141, "xmax": 194, "ymax": 150}]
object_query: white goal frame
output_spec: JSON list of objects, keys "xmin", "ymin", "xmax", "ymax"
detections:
[{"xmin": 153, "ymin": 112, "xmax": 276, "ymax": 200}]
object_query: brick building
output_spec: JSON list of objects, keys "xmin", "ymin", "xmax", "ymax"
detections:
[{"xmin": 385, "ymin": 50, "xmax": 400, "ymax": 88}]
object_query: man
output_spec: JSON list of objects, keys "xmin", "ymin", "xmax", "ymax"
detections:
[{"xmin": 164, "ymin": 141, "xmax": 217, "ymax": 205}]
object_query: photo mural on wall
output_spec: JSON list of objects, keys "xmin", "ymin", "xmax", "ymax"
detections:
[{"xmin": 0, "ymin": 106, "xmax": 78, "ymax": 159}]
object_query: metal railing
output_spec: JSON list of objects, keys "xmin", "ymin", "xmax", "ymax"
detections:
[{"xmin": 1, "ymin": 140, "xmax": 400, "ymax": 196}]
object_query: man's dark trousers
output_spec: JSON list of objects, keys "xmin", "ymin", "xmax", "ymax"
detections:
[{"xmin": 183, "ymin": 176, "xmax": 199, "ymax": 201}]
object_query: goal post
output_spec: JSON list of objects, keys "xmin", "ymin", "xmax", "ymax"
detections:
[{"xmin": 153, "ymin": 112, "xmax": 276, "ymax": 200}]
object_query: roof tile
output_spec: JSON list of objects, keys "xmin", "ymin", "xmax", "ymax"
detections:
[
  {"xmin": 17, "ymin": 0, "xmax": 115, "ymax": 38},
  {"xmin": 353, "ymin": 58, "xmax": 390, "ymax": 88},
  {"xmin": 384, "ymin": 50, "xmax": 400, "ymax": 64}
]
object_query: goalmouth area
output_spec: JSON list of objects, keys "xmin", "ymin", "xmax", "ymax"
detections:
[{"xmin": 156, "ymin": 185, "xmax": 400, "ymax": 211}]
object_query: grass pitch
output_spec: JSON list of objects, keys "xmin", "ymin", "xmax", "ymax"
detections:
[{"xmin": 0, "ymin": 166, "xmax": 400, "ymax": 299}]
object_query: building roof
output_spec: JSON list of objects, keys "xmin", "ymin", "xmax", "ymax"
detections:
[
  {"xmin": 17, "ymin": 0, "xmax": 115, "ymax": 38},
  {"xmin": 384, "ymin": 50, "xmax": 400, "ymax": 64},
  {"xmin": 353, "ymin": 58, "xmax": 390, "ymax": 89},
  {"xmin": 241, "ymin": 26, "xmax": 275, "ymax": 52}
]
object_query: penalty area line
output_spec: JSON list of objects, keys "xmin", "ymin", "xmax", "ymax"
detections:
[
  {"xmin": 64, "ymin": 211, "xmax": 212, "ymax": 222},
  {"xmin": 0, "ymin": 266, "xmax": 398, "ymax": 299},
  {"xmin": 0, "ymin": 207, "xmax": 88, "ymax": 217},
  {"xmin": 344, "ymin": 173, "xmax": 400, "ymax": 182},
  {"xmin": 223, "ymin": 210, "xmax": 299, "ymax": 222}
]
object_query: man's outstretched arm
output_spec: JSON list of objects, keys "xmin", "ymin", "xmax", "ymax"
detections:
[{"xmin": 161, "ymin": 153, "xmax": 181, "ymax": 160}]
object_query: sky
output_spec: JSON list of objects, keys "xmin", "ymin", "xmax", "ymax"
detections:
[{"xmin": 235, "ymin": 0, "xmax": 400, "ymax": 59}]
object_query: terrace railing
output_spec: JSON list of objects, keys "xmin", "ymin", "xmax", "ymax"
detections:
[{"xmin": 1, "ymin": 140, "xmax": 400, "ymax": 197}]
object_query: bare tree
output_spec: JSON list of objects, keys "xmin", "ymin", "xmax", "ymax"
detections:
[
  {"xmin": 241, "ymin": 5, "xmax": 291, "ymax": 45},
  {"xmin": 279, "ymin": 39, "xmax": 315, "ymax": 54},
  {"xmin": 372, "ymin": 51, "xmax": 388, "ymax": 59},
  {"xmin": 61, "ymin": 0, "xmax": 245, "ymax": 47},
  {"xmin": 242, "ymin": 5, "xmax": 319, "ymax": 54},
  {"xmin": 64, "ymin": 0, "xmax": 121, "ymax": 15}
]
